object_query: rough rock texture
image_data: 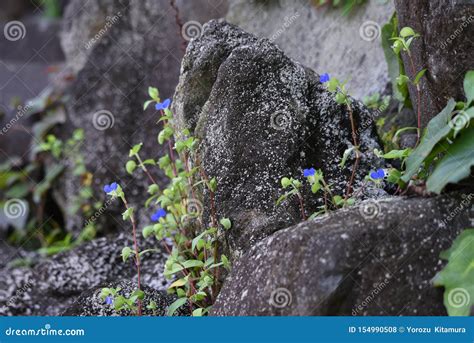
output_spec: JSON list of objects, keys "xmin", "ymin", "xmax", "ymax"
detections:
[
  {"xmin": 173, "ymin": 20, "xmax": 383, "ymax": 257},
  {"xmin": 0, "ymin": 234, "xmax": 169, "ymax": 316},
  {"xmin": 212, "ymin": 192, "xmax": 474, "ymax": 315},
  {"xmin": 56, "ymin": 0, "xmax": 228, "ymax": 233},
  {"xmin": 395, "ymin": 0, "xmax": 474, "ymax": 127},
  {"xmin": 227, "ymin": 0, "xmax": 394, "ymax": 99},
  {"xmin": 63, "ymin": 280, "xmax": 189, "ymax": 316}
]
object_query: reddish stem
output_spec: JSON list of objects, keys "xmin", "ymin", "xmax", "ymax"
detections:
[
  {"xmin": 344, "ymin": 103, "xmax": 360, "ymax": 200},
  {"xmin": 123, "ymin": 198, "xmax": 142, "ymax": 316}
]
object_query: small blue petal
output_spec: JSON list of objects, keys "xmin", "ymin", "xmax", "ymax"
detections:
[
  {"xmin": 303, "ymin": 168, "xmax": 316, "ymax": 177},
  {"xmin": 151, "ymin": 208, "xmax": 167, "ymax": 222},
  {"xmin": 105, "ymin": 296, "xmax": 113, "ymax": 305},
  {"xmin": 103, "ymin": 185, "xmax": 111, "ymax": 193},
  {"xmin": 370, "ymin": 169, "xmax": 386, "ymax": 180},
  {"xmin": 110, "ymin": 182, "xmax": 118, "ymax": 191},
  {"xmin": 162, "ymin": 98, "xmax": 171, "ymax": 109},
  {"xmin": 320, "ymin": 73, "xmax": 330, "ymax": 83}
]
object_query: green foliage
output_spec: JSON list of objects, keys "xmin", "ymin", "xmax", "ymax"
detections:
[
  {"xmin": 362, "ymin": 93, "xmax": 391, "ymax": 111},
  {"xmin": 433, "ymin": 229, "xmax": 474, "ymax": 316},
  {"xmin": 1, "ymin": 128, "xmax": 97, "ymax": 255},
  {"xmin": 376, "ymin": 71, "xmax": 474, "ymax": 193},
  {"xmin": 315, "ymin": 0, "xmax": 367, "ymax": 16},
  {"xmin": 381, "ymin": 13, "xmax": 411, "ymax": 110},
  {"xmin": 104, "ymin": 86, "xmax": 232, "ymax": 316}
]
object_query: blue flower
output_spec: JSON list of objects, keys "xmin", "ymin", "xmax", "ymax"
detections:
[
  {"xmin": 151, "ymin": 208, "xmax": 167, "ymax": 222},
  {"xmin": 105, "ymin": 296, "xmax": 113, "ymax": 305},
  {"xmin": 303, "ymin": 168, "xmax": 316, "ymax": 177},
  {"xmin": 370, "ymin": 169, "xmax": 386, "ymax": 180},
  {"xmin": 155, "ymin": 98, "xmax": 171, "ymax": 110},
  {"xmin": 320, "ymin": 73, "xmax": 330, "ymax": 83},
  {"xmin": 103, "ymin": 182, "xmax": 118, "ymax": 193}
]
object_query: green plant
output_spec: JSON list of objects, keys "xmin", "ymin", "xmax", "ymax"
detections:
[
  {"xmin": 381, "ymin": 13, "xmax": 411, "ymax": 111},
  {"xmin": 315, "ymin": 0, "xmax": 367, "ymax": 16},
  {"xmin": 401, "ymin": 71, "xmax": 474, "ymax": 193},
  {"xmin": 433, "ymin": 229, "xmax": 473, "ymax": 316},
  {"xmin": 326, "ymin": 76, "xmax": 361, "ymax": 199},
  {"xmin": 104, "ymin": 87, "xmax": 232, "ymax": 316}
]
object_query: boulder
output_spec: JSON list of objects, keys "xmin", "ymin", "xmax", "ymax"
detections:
[
  {"xmin": 56, "ymin": 0, "xmax": 228, "ymax": 234},
  {"xmin": 173, "ymin": 20, "xmax": 383, "ymax": 258},
  {"xmin": 395, "ymin": 0, "xmax": 474, "ymax": 127},
  {"xmin": 62, "ymin": 280, "xmax": 189, "ymax": 316},
  {"xmin": 212, "ymin": 192, "xmax": 474, "ymax": 315},
  {"xmin": 227, "ymin": 0, "xmax": 395, "ymax": 99},
  {"xmin": 0, "ymin": 234, "xmax": 169, "ymax": 315}
]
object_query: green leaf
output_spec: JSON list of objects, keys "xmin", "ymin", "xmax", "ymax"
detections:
[
  {"xmin": 129, "ymin": 143, "xmax": 143, "ymax": 157},
  {"xmin": 402, "ymin": 99, "xmax": 457, "ymax": 182},
  {"xmin": 433, "ymin": 229, "xmax": 474, "ymax": 316},
  {"xmin": 164, "ymin": 263, "xmax": 185, "ymax": 276},
  {"xmin": 122, "ymin": 207, "xmax": 134, "ymax": 221},
  {"xmin": 182, "ymin": 260, "xmax": 204, "ymax": 269},
  {"xmin": 400, "ymin": 26, "xmax": 416, "ymax": 38},
  {"xmin": 396, "ymin": 74, "xmax": 410, "ymax": 86},
  {"xmin": 169, "ymin": 278, "xmax": 188, "ymax": 289},
  {"xmin": 414, "ymin": 68, "xmax": 427, "ymax": 85},
  {"xmin": 142, "ymin": 159, "xmax": 156, "ymax": 166},
  {"xmin": 192, "ymin": 308, "xmax": 204, "ymax": 317},
  {"xmin": 374, "ymin": 148, "xmax": 412, "ymax": 160},
  {"xmin": 426, "ymin": 126, "xmax": 474, "ymax": 194},
  {"xmin": 142, "ymin": 225, "xmax": 154, "ymax": 239},
  {"xmin": 339, "ymin": 146, "xmax": 354, "ymax": 168},
  {"xmin": 143, "ymin": 100, "xmax": 154, "ymax": 111},
  {"xmin": 311, "ymin": 182, "xmax": 321, "ymax": 194},
  {"xmin": 158, "ymin": 127, "xmax": 174, "ymax": 145},
  {"xmin": 126, "ymin": 160, "xmax": 137, "ymax": 174},
  {"xmin": 167, "ymin": 297, "xmax": 187, "ymax": 316},
  {"xmin": 209, "ymin": 178, "xmax": 217, "ymax": 192},
  {"xmin": 281, "ymin": 177, "xmax": 291, "ymax": 188},
  {"xmin": 148, "ymin": 184, "xmax": 159, "ymax": 195},
  {"xmin": 121, "ymin": 247, "xmax": 134, "ymax": 262},
  {"xmin": 148, "ymin": 87, "xmax": 159, "ymax": 101},
  {"xmin": 220, "ymin": 218, "xmax": 231, "ymax": 230},
  {"xmin": 464, "ymin": 70, "xmax": 474, "ymax": 105}
]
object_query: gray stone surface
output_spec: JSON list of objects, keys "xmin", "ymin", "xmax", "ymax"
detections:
[
  {"xmin": 212, "ymin": 192, "xmax": 474, "ymax": 316},
  {"xmin": 227, "ymin": 0, "xmax": 395, "ymax": 99},
  {"xmin": 56, "ymin": 0, "xmax": 228, "ymax": 234},
  {"xmin": 395, "ymin": 0, "xmax": 474, "ymax": 128},
  {"xmin": 0, "ymin": 234, "xmax": 169, "ymax": 316},
  {"xmin": 173, "ymin": 20, "xmax": 383, "ymax": 258}
]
